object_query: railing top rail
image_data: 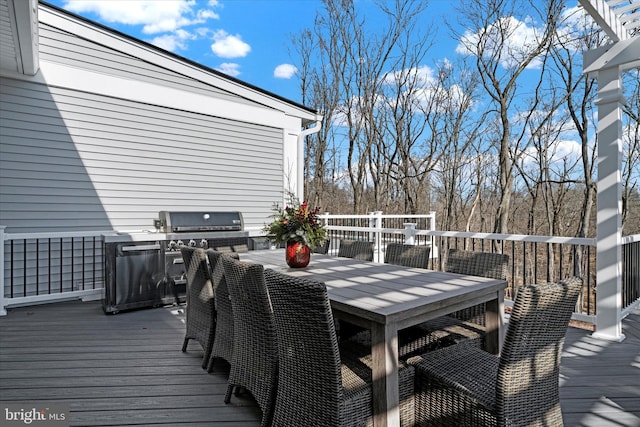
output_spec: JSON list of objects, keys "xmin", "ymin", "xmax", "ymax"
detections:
[
  {"xmin": 324, "ymin": 225, "xmax": 595, "ymax": 246},
  {"xmin": 326, "ymin": 225, "xmax": 405, "ymax": 234},
  {"xmin": 318, "ymin": 213, "xmax": 436, "ymax": 219},
  {"xmin": 418, "ymin": 230, "xmax": 596, "ymax": 246},
  {"xmin": 622, "ymin": 234, "xmax": 640, "ymax": 244},
  {"xmin": 1, "ymin": 230, "xmax": 111, "ymax": 241}
]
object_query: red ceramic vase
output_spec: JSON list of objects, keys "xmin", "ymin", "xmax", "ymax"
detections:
[{"xmin": 285, "ymin": 240, "xmax": 311, "ymax": 268}]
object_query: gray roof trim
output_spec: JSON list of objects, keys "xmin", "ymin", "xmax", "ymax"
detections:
[{"xmin": 2, "ymin": 0, "xmax": 39, "ymax": 74}]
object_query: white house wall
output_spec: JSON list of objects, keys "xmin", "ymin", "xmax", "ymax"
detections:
[
  {"xmin": 0, "ymin": 7, "xmax": 312, "ymax": 234},
  {"xmin": 0, "ymin": 76, "xmax": 285, "ymax": 233}
]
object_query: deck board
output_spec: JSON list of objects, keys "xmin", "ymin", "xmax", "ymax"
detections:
[
  {"xmin": 1, "ymin": 300, "xmax": 639, "ymax": 426},
  {"xmin": 0, "ymin": 301, "xmax": 261, "ymax": 426}
]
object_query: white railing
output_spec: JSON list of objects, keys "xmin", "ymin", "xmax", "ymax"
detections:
[
  {"xmin": 2, "ymin": 218, "xmax": 638, "ymax": 333},
  {"xmin": 319, "ymin": 213, "xmax": 640, "ymax": 333},
  {"xmin": 0, "ymin": 226, "xmax": 105, "ymax": 315}
]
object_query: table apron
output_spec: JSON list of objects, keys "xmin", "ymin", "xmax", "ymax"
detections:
[{"xmin": 393, "ymin": 286, "xmax": 504, "ymax": 330}]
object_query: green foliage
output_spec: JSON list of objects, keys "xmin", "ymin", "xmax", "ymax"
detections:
[{"xmin": 263, "ymin": 199, "xmax": 327, "ymax": 248}]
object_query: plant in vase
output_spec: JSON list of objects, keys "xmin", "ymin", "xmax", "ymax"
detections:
[{"xmin": 263, "ymin": 199, "xmax": 327, "ymax": 268}]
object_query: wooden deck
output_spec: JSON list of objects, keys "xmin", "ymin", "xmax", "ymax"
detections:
[{"xmin": 0, "ymin": 300, "xmax": 638, "ymax": 427}]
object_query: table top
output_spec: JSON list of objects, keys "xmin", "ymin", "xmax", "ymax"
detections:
[{"xmin": 240, "ymin": 250, "xmax": 507, "ymax": 326}]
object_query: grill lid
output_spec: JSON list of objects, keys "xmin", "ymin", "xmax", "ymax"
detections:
[{"xmin": 158, "ymin": 211, "xmax": 243, "ymax": 233}]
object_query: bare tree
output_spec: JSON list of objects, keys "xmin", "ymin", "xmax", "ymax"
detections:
[
  {"xmin": 454, "ymin": 0, "xmax": 565, "ymax": 235},
  {"xmin": 622, "ymin": 69, "xmax": 640, "ymax": 234}
]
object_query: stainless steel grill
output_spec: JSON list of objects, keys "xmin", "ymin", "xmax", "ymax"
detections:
[{"xmin": 103, "ymin": 211, "xmax": 249, "ymax": 314}]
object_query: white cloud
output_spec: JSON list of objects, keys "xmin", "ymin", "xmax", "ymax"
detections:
[
  {"xmin": 210, "ymin": 30, "xmax": 251, "ymax": 58},
  {"xmin": 217, "ymin": 62, "xmax": 241, "ymax": 77},
  {"xmin": 519, "ymin": 139, "xmax": 583, "ymax": 176},
  {"xmin": 150, "ymin": 29, "xmax": 196, "ymax": 52},
  {"xmin": 151, "ymin": 34, "xmax": 187, "ymax": 52},
  {"xmin": 383, "ymin": 65, "xmax": 436, "ymax": 87},
  {"xmin": 456, "ymin": 16, "xmax": 547, "ymax": 70},
  {"xmin": 62, "ymin": 0, "xmax": 219, "ymax": 34},
  {"xmin": 274, "ymin": 64, "xmax": 298, "ymax": 79}
]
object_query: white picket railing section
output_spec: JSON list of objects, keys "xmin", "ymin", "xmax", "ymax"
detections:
[{"xmin": 2, "ymin": 217, "xmax": 638, "ymax": 338}]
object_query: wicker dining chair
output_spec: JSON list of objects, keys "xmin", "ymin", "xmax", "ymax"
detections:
[
  {"xmin": 385, "ymin": 243, "xmax": 431, "ymax": 269},
  {"xmin": 408, "ymin": 277, "xmax": 582, "ymax": 427},
  {"xmin": 263, "ymin": 268, "xmax": 415, "ymax": 427},
  {"xmin": 312, "ymin": 238, "xmax": 331, "ymax": 254},
  {"xmin": 337, "ymin": 239, "xmax": 375, "ymax": 261},
  {"xmin": 445, "ymin": 249, "xmax": 509, "ymax": 326},
  {"xmin": 411, "ymin": 249, "xmax": 510, "ymax": 349},
  {"xmin": 204, "ymin": 249, "xmax": 239, "ymax": 372},
  {"xmin": 180, "ymin": 247, "xmax": 216, "ymax": 369},
  {"xmin": 221, "ymin": 257, "xmax": 278, "ymax": 427}
]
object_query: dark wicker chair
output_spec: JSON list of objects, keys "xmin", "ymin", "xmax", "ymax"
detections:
[
  {"xmin": 221, "ymin": 257, "xmax": 278, "ymax": 427},
  {"xmin": 180, "ymin": 247, "xmax": 216, "ymax": 369},
  {"xmin": 445, "ymin": 249, "xmax": 510, "ymax": 327},
  {"xmin": 204, "ymin": 249, "xmax": 239, "ymax": 372},
  {"xmin": 263, "ymin": 268, "xmax": 415, "ymax": 426},
  {"xmin": 385, "ymin": 243, "xmax": 430, "ymax": 269},
  {"xmin": 409, "ymin": 249, "xmax": 510, "ymax": 350},
  {"xmin": 312, "ymin": 238, "xmax": 331, "ymax": 254},
  {"xmin": 337, "ymin": 239, "xmax": 374, "ymax": 261},
  {"xmin": 408, "ymin": 277, "xmax": 582, "ymax": 427},
  {"xmin": 335, "ymin": 238, "xmax": 375, "ymax": 339}
]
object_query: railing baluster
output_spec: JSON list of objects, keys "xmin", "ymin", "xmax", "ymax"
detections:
[
  {"xmin": 23, "ymin": 239, "xmax": 27, "ymax": 297},
  {"xmin": 59, "ymin": 237, "xmax": 63, "ymax": 293},
  {"xmin": 36, "ymin": 239, "xmax": 40, "ymax": 296},
  {"xmin": 48, "ymin": 239, "xmax": 52, "ymax": 294},
  {"xmin": 10, "ymin": 240, "xmax": 14, "ymax": 298},
  {"xmin": 71, "ymin": 238, "xmax": 75, "ymax": 291}
]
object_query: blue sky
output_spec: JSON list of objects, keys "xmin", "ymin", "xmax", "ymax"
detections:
[
  {"xmin": 43, "ymin": 0, "xmax": 594, "ymax": 168},
  {"xmin": 45, "ymin": 0, "xmax": 467, "ymax": 104}
]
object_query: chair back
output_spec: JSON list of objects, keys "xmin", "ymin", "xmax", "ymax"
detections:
[
  {"xmin": 385, "ymin": 243, "xmax": 430, "ymax": 268},
  {"xmin": 264, "ymin": 268, "xmax": 342, "ymax": 426},
  {"xmin": 205, "ymin": 249, "xmax": 239, "ymax": 369},
  {"xmin": 180, "ymin": 247, "xmax": 215, "ymax": 367},
  {"xmin": 497, "ymin": 277, "xmax": 582, "ymax": 426},
  {"xmin": 445, "ymin": 249, "xmax": 509, "ymax": 326},
  {"xmin": 337, "ymin": 239, "xmax": 374, "ymax": 261},
  {"xmin": 446, "ymin": 249, "xmax": 509, "ymax": 280},
  {"xmin": 312, "ymin": 239, "xmax": 330, "ymax": 254},
  {"xmin": 222, "ymin": 257, "xmax": 278, "ymax": 426}
]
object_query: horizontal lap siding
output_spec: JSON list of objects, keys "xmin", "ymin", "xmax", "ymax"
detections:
[
  {"xmin": 0, "ymin": 78, "xmax": 284, "ymax": 233},
  {"xmin": 39, "ymin": 23, "xmax": 258, "ymax": 106}
]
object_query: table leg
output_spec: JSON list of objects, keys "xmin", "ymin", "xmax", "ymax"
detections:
[
  {"xmin": 484, "ymin": 288, "xmax": 504, "ymax": 355},
  {"xmin": 370, "ymin": 322, "xmax": 400, "ymax": 427}
]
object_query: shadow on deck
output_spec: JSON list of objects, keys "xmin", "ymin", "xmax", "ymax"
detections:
[{"xmin": 0, "ymin": 301, "xmax": 638, "ymax": 426}]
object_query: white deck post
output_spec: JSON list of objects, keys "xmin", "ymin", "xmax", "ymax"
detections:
[
  {"xmin": 370, "ymin": 211, "xmax": 383, "ymax": 263},
  {"xmin": 403, "ymin": 223, "xmax": 416, "ymax": 245},
  {"xmin": 593, "ymin": 66, "xmax": 625, "ymax": 342}
]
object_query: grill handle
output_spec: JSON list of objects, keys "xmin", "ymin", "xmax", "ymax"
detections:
[{"xmin": 121, "ymin": 244, "xmax": 161, "ymax": 252}]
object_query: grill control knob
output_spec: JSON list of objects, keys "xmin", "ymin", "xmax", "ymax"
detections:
[
  {"xmin": 177, "ymin": 240, "xmax": 184, "ymax": 247},
  {"xmin": 188, "ymin": 239, "xmax": 196, "ymax": 247},
  {"xmin": 200, "ymin": 239, "xmax": 209, "ymax": 248},
  {"xmin": 168, "ymin": 240, "xmax": 177, "ymax": 250}
]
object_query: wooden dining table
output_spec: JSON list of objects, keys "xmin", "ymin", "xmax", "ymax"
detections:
[{"xmin": 240, "ymin": 249, "xmax": 507, "ymax": 427}]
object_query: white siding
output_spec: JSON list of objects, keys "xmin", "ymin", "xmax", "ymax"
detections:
[
  {"xmin": 38, "ymin": 22, "xmax": 259, "ymax": 107},
  {"xmin": 0, "ymin": 77, "xmax": 284, "ymax": 233}
]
